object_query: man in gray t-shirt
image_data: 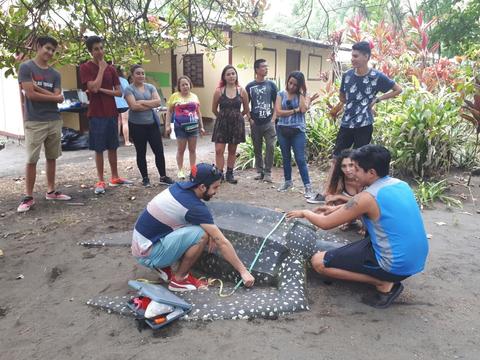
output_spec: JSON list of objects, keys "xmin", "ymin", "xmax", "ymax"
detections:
[
  {"xmin": 18, "ymin": 60, "xmax": 62, "ymax": 121},
  {"xmin": 245, "ymin": 59, "xmax": 278, "ymax": 183},
  {"xmin": 16, "ymin": 36, "xmax": 71, "ymax": 213}
]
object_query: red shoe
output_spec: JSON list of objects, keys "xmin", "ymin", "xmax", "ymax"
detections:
[
  {"xmin": 168, "ymin": 273, "xmax": 208, "ymax": 292},
  {"xmin": 94, "ymin": 181, "xmax": 106, "ymax": 194},
  {"xmin": 155, "ymin": 266, "xmax": 172, "ymax": 282},
  {"xmin": 108, "ymin": 177, "xmax": 133, "ymax": 187}
]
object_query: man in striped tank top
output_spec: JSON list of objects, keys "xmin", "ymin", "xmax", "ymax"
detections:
[{"xmin": 287, "ymin": 145, "xmax": 429, "ymax": 308}]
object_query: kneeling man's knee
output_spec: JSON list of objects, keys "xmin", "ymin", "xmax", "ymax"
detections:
[{"xmin": 311, "ymin": 252, "xmax": 327, "ymax": 273}]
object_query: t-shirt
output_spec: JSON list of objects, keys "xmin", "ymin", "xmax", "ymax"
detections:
[
  {"xmin": 79, "ymin": 61, "xmax": 120, "ymax": 118},
  {"xmin": 245, "ymin": 80, "xmax": 277, "ymax": 125},
  {"xmin": 124, "ymin": 83, "xmax": 158, "ymax": 125},
  {"xmin": 276, "ymin": 90, "xmax": 305, "ymax": 132},
  {"xmin": 131, "ymin": 183, "xmax": 214, "ymax": 257},
  {"xmin": 340, "ymin": 68, "xmax": 395, "ymax": 128},
  {"xmin": 167, "ymin": 92, "xmax": 200, "ymax": 126},
  {"xmin": 363, "ymin": 176, "xmax": 429, "ymax": 275},
  {"xmin": 114, "ymin": 77, "xmax": 129, "ymax": 110},
  {"xmin": 17, "ymin": 60, "xmax": 61, "ymax": 121}
]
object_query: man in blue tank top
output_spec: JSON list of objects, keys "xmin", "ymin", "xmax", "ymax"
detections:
[{"xmin": 287, "ymin": 145, "xmax": 429, "ymax": 308}]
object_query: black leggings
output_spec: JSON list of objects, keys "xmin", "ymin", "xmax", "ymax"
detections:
[{"xmin": 129, "ymin": 122, "xmax": 166, "ymax": 178}]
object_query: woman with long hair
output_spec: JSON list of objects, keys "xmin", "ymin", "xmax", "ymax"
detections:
[
  {"xmin": 325, "ymin": 149, "xmax": 363, "ymax": 204},
  {"xmin": 318, "ymin": 149, "xmax": 365, "ymax": 232},
  {"xmin": 124, "ymin": 64, "xmax": 173, "ymax": 187},
  {"xmin": 211, "ymin": 65, "xmax": 250, "ymax": 184},
  {"xmin": 275, "ymin": 71, "xmax": 318, "ymax": 198},
  {"xmin": 166, "ymin": 75, "xmax": 205, "ymax": 179}
]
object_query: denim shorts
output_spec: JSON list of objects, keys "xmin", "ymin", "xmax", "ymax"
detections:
[
  {"xmin": 136, "ymin": 225, "xmax": 205, "ymax": 269},
  {"xmin": 174, "ymin": 124, "xmax": 199, "ymax": 139},
  {"xmin": 89, "ymin": 117, "xmax": 119, "ymax": 152}
]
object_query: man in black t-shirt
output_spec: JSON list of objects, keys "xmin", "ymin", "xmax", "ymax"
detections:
[{"xmin": 246, "ymin": 59, "xmax": 278, "ymax": 183}]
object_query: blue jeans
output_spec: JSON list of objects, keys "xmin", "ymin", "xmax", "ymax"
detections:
[{"xmin": 276, "ymin": 125, "xmax": 310, "ymax": 185}]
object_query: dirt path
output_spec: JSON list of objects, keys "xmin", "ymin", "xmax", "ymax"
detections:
[{"xmin": 0, "ymin": 138, "xmax": 479, "ymax": 360}]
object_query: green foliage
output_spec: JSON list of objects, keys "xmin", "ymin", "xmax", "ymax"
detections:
[
  {"xmin": 305, "ymin": 107, "xmax": 338, "ymax": 162},
  {"xmin": 420, "ymin": 0, "xmax": 480, "ymax": 57},
  {"xmin": 236, "ymin": 136, "xmax": 284, "ymax": 170},
  {"xmin": 414, "ymin": 179, "xmax": 462, "ymax": 209},
  {"xmin": 0, "ymin": 0, "xmax": 261, "ymax": 75},
  {"xmin": 374, "ymin": 82, "xmax": 473, "ymax": 178}
]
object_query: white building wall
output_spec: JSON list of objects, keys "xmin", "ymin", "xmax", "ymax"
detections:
[{"xmin": 0, "ymin": 69, "xmax": 24, "ymax": 137}]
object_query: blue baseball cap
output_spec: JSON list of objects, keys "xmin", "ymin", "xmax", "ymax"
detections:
[{"xmin": 178, "ymin": 163, "xmax": 223, "ymax": 189}]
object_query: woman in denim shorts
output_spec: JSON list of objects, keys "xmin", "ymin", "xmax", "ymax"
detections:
[{"xmin": 166, "ymin": 76, "xmax": 205, "ymax": 179}]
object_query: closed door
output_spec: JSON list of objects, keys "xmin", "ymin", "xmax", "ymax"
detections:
[{"xmin": 286, "ymin": 49, "xmax": 301, "ymax": 78}]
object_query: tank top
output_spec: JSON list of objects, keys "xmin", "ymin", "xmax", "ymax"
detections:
[{"xmin": 362, "ymin": 176, "xmax": 429, "ymax": 275}]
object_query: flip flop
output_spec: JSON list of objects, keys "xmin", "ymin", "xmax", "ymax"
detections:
[{"xmin": 362, "ymin": 282, "xmax": 404, "ymax": 309}]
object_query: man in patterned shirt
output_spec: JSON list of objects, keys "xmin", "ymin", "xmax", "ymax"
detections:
[
  {"xmin": 335, "ymin": 40, "xmax": 402, "ymax": 155},
  {"xmin": 308, "ymin": 41, "xmax": 402, "ymax": 205}
]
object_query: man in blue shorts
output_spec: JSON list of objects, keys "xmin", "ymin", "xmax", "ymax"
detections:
[
  {"xmin": 287, "ymin": 145, "xmax": 429, "ymax": 308},
  {"xmin": 80, "ymin": 36, "xmax": 132, "ymax": 194},
  {"xmin": 132, "ymin": 163, "xmax": 255, "ymax": 292}
]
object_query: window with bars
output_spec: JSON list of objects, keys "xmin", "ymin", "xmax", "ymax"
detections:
[{"xmin": 183, "ymin": 54, "xmax": 204, "ymax": 87}]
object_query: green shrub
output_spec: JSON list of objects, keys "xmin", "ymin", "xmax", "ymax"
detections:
[
  {"xmin": 305, "ymin": 107, "xmax": 338, "ymax": 163},
  {"xmin": 375, "ymin": 81, "xmax": 470, "ymax": 178},
  {"xmin": 414, "ymin": 179, "xmax": 462, "ymax": 209},
  {"xmin": 236, "ymin": 136, "xmax": 284, "ymax": 170}
]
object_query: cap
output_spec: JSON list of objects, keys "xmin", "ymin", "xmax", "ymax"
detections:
[{"xmin": 178, "ymin": 163, "xmax": 223, "ymax": 189}]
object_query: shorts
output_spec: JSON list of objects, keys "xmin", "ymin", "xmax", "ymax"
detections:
[
  {"xmin": 88, "ymin": 117, "xmax": 119, "ymax": 153},
  {"xmin": 333, "ymin": 125, "xmax": 373, "ymax": 156},
  {"xmin": 174, "ymin": 124, "xmax": 199, "ymax": 139},
  {"xmin": 24, "ymin": 119, "xmax": 62, "ymax": 163},
  {"xmin": 323, "ymin": 237, "xmax": 410, "ymax": 283},
  {"xmin": 136, "ymin": 225, "xmax": 205, "ymax": 269}
]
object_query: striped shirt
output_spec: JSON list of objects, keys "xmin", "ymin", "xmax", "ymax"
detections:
[{"xmin": 131, "ymin": 183, "xmax": 213, "ymax": 257}]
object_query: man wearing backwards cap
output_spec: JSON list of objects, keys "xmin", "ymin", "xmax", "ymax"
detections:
[{"xmin": 131, "ymin": 163, "xmax": 255, "ymax": 292}]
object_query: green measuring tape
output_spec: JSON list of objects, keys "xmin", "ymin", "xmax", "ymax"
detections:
[{"xmin": 213, "ymin": 213, "xmax": 287, "ymax": 297}]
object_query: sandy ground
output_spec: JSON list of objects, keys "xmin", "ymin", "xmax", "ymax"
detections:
[{"xmin": 0, "ymin": 135, "xmax": 479, "ymax": 360}]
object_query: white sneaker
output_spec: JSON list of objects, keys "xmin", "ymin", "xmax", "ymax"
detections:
[
  {"xmin": 304, "ymin": 185, "xmax": 316, "ymax": 199},
  {"xmin": 306, "ymin": 193, "xmax": 326, "ymax": 204},
  {"xmin": 277, "ymin": 181, "xmax": 293, "ymax": 192}
]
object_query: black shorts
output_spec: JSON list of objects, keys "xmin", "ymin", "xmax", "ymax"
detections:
[
  {"xmin": 323, "ymin": 237, "xmax": 410, "ymax": 283},
  {"xmin": 333, "ymin": 125, "xmax": 373, "ymax": 156}
]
